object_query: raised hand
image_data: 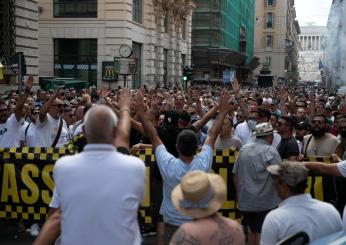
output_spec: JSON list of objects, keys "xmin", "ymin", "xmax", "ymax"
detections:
[
  {"xmin": 25, "ymin": 75, "xmax": 34, "ymax": 90},
  {"xmin": 100, "ymin": 86, "xmax": 110, "ymax": 99},
  {"xmin": 218, "ymin": 90, "xmax": 233, "ymax": 112},
  {"xmin": 134, "ymin": 89, "xmax": 147, "ymax": 114},
  {"xmin": 231, "ymin": 77, "xmax": 240, "ymax": 92},
  {"xmin": 117, "ymin": 89, "xmax": 131, "ymax": 110}
]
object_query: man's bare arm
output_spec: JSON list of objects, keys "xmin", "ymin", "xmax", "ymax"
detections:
[
  {"xmin": 114, "ymin": 89, "xmax": 131, "ymax": 149},
  {"xmin": 135, "ymin": 90, "xmax": 163, "ymax": 150},
  {"xmin": 33, "ymin": 208, "xmax": 60, "ymax": 245},
  {"xmin": 204, "ymin": 91, "xmax": 234, "ymax": 148},
  {"xmin": 304, "ymin": 162, "xmax": 342, "ymax": 177},
  {"xmin": 15, "ymin": 75, "xmax": 34, "ymax": 121}
]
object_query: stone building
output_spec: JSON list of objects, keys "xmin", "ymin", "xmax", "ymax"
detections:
[
  {"xmin": 254, "ymin": 0, "xmax": 300, "ymax": 85},
  {"xmin": 38, "ymin": 0, "xmax": 194, "ymax": 88},
  {"xmin": 298, "ymin": 24, "xmax": 327, "ymax": 83},
  {"xmin": 0, "ymin": 0, "xmax": 39, "ymax": 84},
  {"xmin": 325, "ymin": 0, "xmax": 346, "ymax": 88}
]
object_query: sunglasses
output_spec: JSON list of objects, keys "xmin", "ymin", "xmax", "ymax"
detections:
[
  {"xmin": 312, "ymin": 120, "xmax": 324, "ymax": 125},
  {"xmin": 0, "ymin": 109, "xmax": 7, "ymax": 113},
  {"xmin": 52, "ymin": 104, "xmax": 64, "ymax": 108},
  {"xmin": 339, "ymin": 126, "xmax": 346, "ymax": 130}
]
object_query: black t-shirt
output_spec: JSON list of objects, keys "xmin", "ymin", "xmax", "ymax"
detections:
[{"xmin": 277, "ymin": 136, "xmax": 300, "ymax": 160}]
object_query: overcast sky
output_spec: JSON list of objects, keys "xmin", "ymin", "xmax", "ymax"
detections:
[{"xmin": 295, "ymin": 0, "xmax": 333, "ymax": 26}]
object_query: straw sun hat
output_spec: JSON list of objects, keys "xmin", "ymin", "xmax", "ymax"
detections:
[{"xmin": 171, "ymin": 171, "xmax": 226, "ymax": 219}]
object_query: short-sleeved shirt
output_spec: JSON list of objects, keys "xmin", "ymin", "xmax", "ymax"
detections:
[
  {"xmin": 36, "ymin": 114, "xmax": 70, "ymax": 147},
  {"xmin": 0, "ymin": 113, "xmax": 21, "ymax": 147},
  {"xmin": 215, "ymin": 135, "xmax": 243, "ymax": 151},
  {"xmin": 53, "ymin": 144, "xmax": 146, "ymax": 245},
  {"xmin": 277, "ymin": 136, "xmax": 300, "ymax": 160},
  {"xmin": 20, "ymin": 122, "xmax": 37, "ymax": 147},
  {"xmin": 261, "ymin": 194, "xmax": 343, "ymax": 245},
  {"xmin": 155, "ymin": 144, "xmax": 213, "ymax": 226},
  {"xmin": 233, "ymin": 139, "xmax": 281, "ymax": 211}
]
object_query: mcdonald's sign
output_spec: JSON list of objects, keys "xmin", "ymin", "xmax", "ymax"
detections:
[{"xmin": 102, "ymin": 61, "xmax": 117, "ymax": 82}]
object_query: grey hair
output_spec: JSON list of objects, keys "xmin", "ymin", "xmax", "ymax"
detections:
[{"xmin": 84, "ymin": 105, "xmax": 118, "ymax": 143}]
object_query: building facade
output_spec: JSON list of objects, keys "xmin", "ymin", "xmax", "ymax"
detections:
[
  {"xmin": 298, "ymin": 24, "xmax": 327, "ymax": 83},
  {"xmin": 191, "ymin": 0, "xmax": 256, "ymax": 83},
  {"xmin": 38, "ymin": 0, "xmax": 194, "ymax": 88},
  {"xmin": 0, "ymin": 0, "xmax": 39, "ymax": 83},
  {"xmin": 325, "ymin": 0, "xmax": 346, "ymax": 88},
  {"xmin": 253, "ymin": 0, "xmax": 300, "ymax": 84}
]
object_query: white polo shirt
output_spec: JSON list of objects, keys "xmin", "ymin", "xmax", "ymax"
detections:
[
  {"xmin": 261, "ymin": 194, "xmax": 342, "ymax": 245},
  {"xmin": 53, "ymin": 144, "xmax": 146, "ymax": 245}
]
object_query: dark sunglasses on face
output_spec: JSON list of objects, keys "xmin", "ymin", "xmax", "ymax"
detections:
[
  {"xmin": 339, "ymin": 126, "xmax": 346, "ymax": 130},
  {"xmin": 312, "ymin": 120, "xmax": 324, "ymax": 125},
  {"xmin": 0, "ymin": 109, "xmax": 7, "ymax": 113}
]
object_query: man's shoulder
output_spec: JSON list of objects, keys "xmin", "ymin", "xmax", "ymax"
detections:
[
  {"xmin": 324, "ymin": 133, "xmax": 341, "ymax": 143},
  {"xmin": 235, "ymin": 121, "xmax": 248, "ymax": 130}
]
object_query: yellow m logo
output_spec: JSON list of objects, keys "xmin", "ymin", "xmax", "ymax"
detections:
[{"xmin": 104, "ymin": 66, "xmax": 114, "ymax": 78}]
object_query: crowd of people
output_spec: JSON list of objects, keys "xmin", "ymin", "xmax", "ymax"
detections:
[{"xmin": 2, "ymin": 75, "xmax": 346, "ymax": 244}]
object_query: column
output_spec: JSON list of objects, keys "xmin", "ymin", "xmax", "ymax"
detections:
[
  {"xmin": 168, "ymin": 9, "xmax": 176, "ymax": 87},
  {"xmin": 155, "ymin": 8, "xmax": 164, "ymax": 86}
]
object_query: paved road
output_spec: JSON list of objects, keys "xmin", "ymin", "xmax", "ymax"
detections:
[{"xmin": 0, "ymin": 220, "xmax": 156, "ymax": 245}]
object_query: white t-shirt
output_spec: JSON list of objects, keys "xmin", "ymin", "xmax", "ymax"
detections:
[
  {"xmin": 0, "ymin": 113, "xmax": 21, "ymax": 147},
  {"xmin": 261, "ymin": 194, "xmax": 343, "ymax": 244},
  {"xmin": 73, "ymin": 123, "xmax": 84, "ymax": 136},
  {"xmin": 53, "ymin": 144, "xmax": 146, "ymax": 245},
  {"xmin": 20, "ymin": 122, "xmax": 38, "ymax": 147},
  {"xmin": 35, "ymin": 114, "xmax": 70, "ymax": 147},
  {"xmin": 234, "ymin": 121, "xmax": 252, "ymax": 145}
]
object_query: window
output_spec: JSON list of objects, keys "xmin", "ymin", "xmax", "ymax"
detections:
[
  {"xmin": 181, "ymin": 54, "xmax": 186, "ymax": 70},
  {"xmin": 265, "ymin": 12, "xmax": 274, "ymax": 28},
  {"xmin": 132, "ymin": 0, "xmax": 142, "ymax": 23},
  {"xmin": 163, "ymin": 49, "xmax": 168, "ymax": 87},
  {"xmin": 54, "ymin": 39, "xmax": 97, "ymax": 85},
  {"xmin": 54, "ymin": 0, "xmax": 97, "ymax": 18},
  {"xmin": 265, "ymin": 35, "xmax": 273, "ymax": 48},
  {"xmin": 132, "ymin": 42, "xmax": 142, "ymax": 88},
  {"xmin": 265, "ymin": 56, "xmax": 272, "ymax": 65},
  {"xmin": 265, "ymin": 0, "xmax": 275, "ymax": 6},
  {"xmin": 164, "ymin": 12, "xmax": 169, "ymax": 33},
  {"xmin": 182, "ymin": 18, "xmax": 187, "ymax": 40}
]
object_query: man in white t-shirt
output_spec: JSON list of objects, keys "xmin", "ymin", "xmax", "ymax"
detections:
[
  {"xmin": 20, "ymin": 107, "xmax": 40, "ymax": 147},
  {"xmin": 0, "ymin": 76, "xmax": 33, "ymax": 147},
  {"xmin": 36, "ymin": 88, "xmax": 70, "ymax": 147},
  {"xmin": 34, "ymin": 90, "xmax": 145, "ymax": 245}
]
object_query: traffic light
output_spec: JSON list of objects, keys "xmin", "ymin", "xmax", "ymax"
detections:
[{"xmin": 182, "ymin": 66, "xmax": 193, "ymax": 81}]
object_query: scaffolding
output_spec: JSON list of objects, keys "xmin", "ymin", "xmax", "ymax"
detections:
[
  {"xmin": 0, "ymin": 0, "xmax": 16, "ymax": 64},
  {"xmin": 192, "ymin": 0, "xmax": 254, "ymax": 62}
]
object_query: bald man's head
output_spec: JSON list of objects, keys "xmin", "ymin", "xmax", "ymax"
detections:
[{"xmin": 83, "ymin": 105, "xmax": 118, "ymax": 144}]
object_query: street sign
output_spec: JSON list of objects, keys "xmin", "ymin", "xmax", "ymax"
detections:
[{"xmin": 102, "ymin": 61, "xmax": 117, "ymax": 82}]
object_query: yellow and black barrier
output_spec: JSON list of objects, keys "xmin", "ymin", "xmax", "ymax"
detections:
[{"xmin": 0, "ymin": 147, "xmax": 336, "ymax": 225}]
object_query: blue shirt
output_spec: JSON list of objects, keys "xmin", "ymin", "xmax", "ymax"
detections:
[{"xmin": 155, "ymin": 144, "xmax": 213, "ymax": 226}]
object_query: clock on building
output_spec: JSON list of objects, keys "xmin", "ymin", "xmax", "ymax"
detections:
[{"xmin": 119, "ymin": 44, "xmax": 133, "ymax": 58}]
